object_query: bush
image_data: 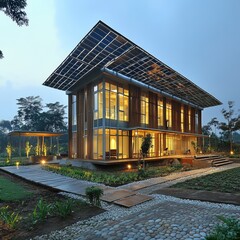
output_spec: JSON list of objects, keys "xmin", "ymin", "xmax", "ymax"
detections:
[
  {"xmin": 85, "ymin": 186, "xmax": 103, "ymax": 207},
  {"xmin": 53, "ymin": 199, "xmax": 75, "ymax": 219},
  {"xmin": 0, "ymin": 206, "xmax": 22, "ymax": 229},
  {"xmin": 206, "ymin": 216, "xmax": 240, "ymax": 240},
  {"xmin": 31, "ymin": 198, "xmax": 52, "ymax": 224}
]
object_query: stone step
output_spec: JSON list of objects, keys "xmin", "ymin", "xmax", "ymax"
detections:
[{"xmin": 212, "ymin": 159, "xmax": 233, "ymax": 167}]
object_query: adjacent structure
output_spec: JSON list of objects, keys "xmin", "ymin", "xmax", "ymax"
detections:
[{"xmin": 43, "ymin": 21, "xmax": 221, "ymax": 162}]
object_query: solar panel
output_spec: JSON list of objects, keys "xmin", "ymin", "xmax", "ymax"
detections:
[{"xmin": 43, "ymin": 21, "xmax": 221, "ymax": 108}]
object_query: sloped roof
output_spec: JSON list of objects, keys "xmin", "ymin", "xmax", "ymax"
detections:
[{"xmin": 43, "ymin": 21, "xmax": 221, "ymax": 108}]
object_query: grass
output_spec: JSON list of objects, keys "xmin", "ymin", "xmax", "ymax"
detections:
[
  {"xmin": 0, "ymin": 175, "xmax": 32, "ymax": 201},
  {"xmin": 43, "ymin": 164, "xmax": 183, "ymax": 186},
  {"xmin": 171, "ymin": 167, "xmax": 240, "ymax": 193},
  {"xmin": 0, "ymin": 157, "xmax": 30, "ymax": 167}
]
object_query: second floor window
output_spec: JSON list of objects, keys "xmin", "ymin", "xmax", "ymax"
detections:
[{"xmin": 140, "ymin": 94, "xmax": 149, "ymax": 124}]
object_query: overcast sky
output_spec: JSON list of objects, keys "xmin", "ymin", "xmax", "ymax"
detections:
[{"xmin": 1, "ymin": 0, "xmax": 240, "ymax": 125}]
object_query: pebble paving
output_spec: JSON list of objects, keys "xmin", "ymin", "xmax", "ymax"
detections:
[{"xmin": 33, "ymin": 193, "xmax": 240, "ymax": 240}]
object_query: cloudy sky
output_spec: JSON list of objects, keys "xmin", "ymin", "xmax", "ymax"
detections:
[{"xmin": 1, "ymin": 0, "xmax": 240, "ymax": 125}]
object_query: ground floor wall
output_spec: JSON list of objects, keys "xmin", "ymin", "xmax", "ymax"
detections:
[{"xmin": 71, "ymin": 128, "xmax": 198, "ymax": 160}]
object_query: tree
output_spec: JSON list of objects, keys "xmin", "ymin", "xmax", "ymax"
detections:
[
  {"xmin": 12, "ymin": 96, "xmax": 67, "ymax": 132},
  {"xmin": 0, "ymin": 0, "xmax": 28, "ymax": 58},
  {"xmin": 42, "ymin": 102, "xmax": 67, "ymax": 132},
  {"xmin": 12, "ymin": 96, "xmax": 43, "ymax": 130},
  {"xmin": 141, "ymin": 134, "xmax": 152, "ymax": 158},
  {"xmin": 218, "ymin": 101, "xmax": 240, "ymax": 153}
]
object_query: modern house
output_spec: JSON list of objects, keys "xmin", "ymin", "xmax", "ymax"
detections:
[{"xmin": 43, "ymin": 21, "xmax": 221, "ymax": 163}]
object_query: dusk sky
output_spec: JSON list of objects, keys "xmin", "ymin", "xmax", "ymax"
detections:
[{"xmin": 1, "ymin": 0, "xmax": 240, "ymax": 125}]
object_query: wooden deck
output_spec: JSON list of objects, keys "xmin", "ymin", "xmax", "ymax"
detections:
[{"xmin": 66, "ymin": 155, "xmax": 194, "ymax": 166}]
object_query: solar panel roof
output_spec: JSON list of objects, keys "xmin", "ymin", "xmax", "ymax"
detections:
[{"xmin": 43, "ymin": 21, "xmax": 221, "ymax": 108}]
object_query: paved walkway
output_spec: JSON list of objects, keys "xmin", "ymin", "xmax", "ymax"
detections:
[
  {"xmin": 1, "ymin": 163, "xmax": 240, "ymax": 240},
  {"xmin": 0, "ymin": 164, "xmax": 153, "ymax": 207}
]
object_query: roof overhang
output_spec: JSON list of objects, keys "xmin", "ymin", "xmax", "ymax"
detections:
[
  {"xmin": 43, "ymin": 21, "xmax": 222, "ymax": 108},
  {"xmin": 8, "ymin": 131, "xmax": 65, "ymax": 137}
]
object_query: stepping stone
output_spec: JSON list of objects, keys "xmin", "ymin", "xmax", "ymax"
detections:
[
  {"xmin": 101, "ymin": 189, "xmax": 136, "ymax": 203},
  {"xmin": 114, "ymin": 194, "xmax": 153, "ymax": 208}
]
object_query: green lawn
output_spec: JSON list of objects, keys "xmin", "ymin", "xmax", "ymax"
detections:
[
  {"xmin": 0, "ymin": 175, "xmax": 32, "ymax": 201},
  {"xmin": 172, "ymin": 167, "xmax": 240, "ymax": 193}
]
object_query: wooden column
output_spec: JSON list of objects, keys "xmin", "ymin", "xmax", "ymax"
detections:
[
  {"xmin": 191, "ymin": 107, "xmax": 195, "ymax": 133},
  {"xmin": 184, "ymin": 105, "xmax": 189, "ymax": 132},
  {"xmin": 149, "ymin": 92, "xmax": 158, "ymax": 128},
  {"xmin": 163, "ymin": 97, "xmax": 167, "ymax": 129},
  {"xmin": 129, "ymin": 85, "xmax": 141, "ymax": 127},
  {"xmin": 77, "ymin": 90, "xmax": 84, "ymax": 158},
  {"xmin": 87, "ymin": 83, "xmax": 93, "ymax": 159},
  {"xmin": 129, "ymin": 130, "xmax": 133, "ymax": 159},
  {"xmin": 68, "ymin": 95, "xmax": 73, "ymax": 159},
  {"xmin": 198, "ymin": 109, "xmax": 202, "ymax": 134}
]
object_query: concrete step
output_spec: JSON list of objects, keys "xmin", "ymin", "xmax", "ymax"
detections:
[{"xmin": 212, "ymin": 159, "xmax": 233, "ymax": 167}]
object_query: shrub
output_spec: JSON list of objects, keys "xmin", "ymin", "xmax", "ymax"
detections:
[
  {"xmin": 32, "ymin": 198, "xmax": 52, "ymax": 224},
  {"xmin": 0, "ymin": 206, "xmax": 22, "ymax": 229},
  {"xmin": 206, "ymin": 216, "xmax": 240, "ymax": 240},
  {"xmin": 53, "ymin": 199, "xmax": 75, "ymax": 219},
  {"xmin": 85, "ymin": 186, "xmax": 103, "ymax": 207}
]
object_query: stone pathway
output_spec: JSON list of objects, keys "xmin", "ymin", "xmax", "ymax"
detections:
[
  {"xmin": 33, "ymin": 194, "xmax": 240, "ymax": 240},
  {"xmin": 0, "ymin": 165, "xmax": 153, "ymax": 207},
  {"xmin": 1, "ymin": 163, "xmax": 240, "ymax": 240}
]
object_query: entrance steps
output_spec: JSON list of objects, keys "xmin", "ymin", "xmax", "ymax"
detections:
[{"xmin": 194, "ymin": 155, "xmax": 233, "ymax": 167}]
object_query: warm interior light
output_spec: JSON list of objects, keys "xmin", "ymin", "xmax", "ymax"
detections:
[
  {"xmin": 127, "ymin": 164, "xmax": 132, "ymax": 170},
  {"xmin": 41, "ymin": 160, "xmax": 46, "ymax": 165},
  {"xmin": 199, "ymin": 150, "xmax": 202, "ymax": 154}
]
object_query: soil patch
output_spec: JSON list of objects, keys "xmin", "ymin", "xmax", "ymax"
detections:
[
  {"xmin": 153, "ymin": 187, "xmax": 240, "ymax": 205},
  {"xmin": 0, "ymin": 170, "xmax": 105, "ymax": 240}
]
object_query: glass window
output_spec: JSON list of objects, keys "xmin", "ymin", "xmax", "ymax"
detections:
[
  {"xmin": 166, "ymin": 100, "xmax": 172, "ymax": 128},
  {"xmin": 195, "ymin": 110, "xmax": 199, "ymax": 133},
  {"xmin": 188, "ymin": 107, "xmax": 191, "ymax": 131},
  {"xmin": 140, "ymin": 94, "xmax": 149, "ymax": 125},
  {"xmin": 181, "ymin": 105, "xmax": 184, "ymax": 132},
  {"xmin": 158, "ymin": 98, "xmax": 163, "ymax": 126}
]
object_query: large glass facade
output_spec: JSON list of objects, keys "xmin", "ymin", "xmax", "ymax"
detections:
[{"xmin": 72, "ymin": 79, "xmax": 202, "ymax": 160}]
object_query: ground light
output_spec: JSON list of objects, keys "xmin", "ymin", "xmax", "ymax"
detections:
[
  {"xmin": 127, "ymin": 164, "xmax": 132, "ymax": 170},
  {"xmin": 230, "ymin": 151, "xmax": 234, "ymax": 155},
  {"xmin": 41, "ymin": 159, "xmax": 46, "ymax": 165},
  {"xmin": 16, "ymin": 161, "xmax": 20, "ymax": 169}
]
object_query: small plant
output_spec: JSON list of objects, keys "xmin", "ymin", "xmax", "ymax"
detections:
[
  {"xmin": 32, "ymin": 198, "xmax": 52, "ymax": 224},
  {"xmin": 206, "ymin": 216, "xmax": 240, "ymax": 240},
  {"xmin": 53, "ymin": 199, "xmax": 75, "ymax": 219},
  {"xmin": 85, "ymin": 186, "xmax": 103, "ymax": 207},
  {"xmin": 6, "ymin": 144, "xmax": 13, "ymax": 160},
  {"xmin": 0, "ymin": 206, "xmax": 22, "ymax": 229},
  {"xmin": 25, "ymin": 141, "xmax": 32, "ymax": 158}
]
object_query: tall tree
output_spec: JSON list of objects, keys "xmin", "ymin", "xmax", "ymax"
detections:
[
  {"xmin": 12, "ymin": 96, "xmax": 67, "ymax": 132},
  {"xmin": 218, "ymin": 101, "xmax": 240, "ymax": 152},
  {"xmin": 0, "ymin": 0, "xmax": 28, "ymax": 58},
  {"xmin": 12, "ymin": 96, "xmax": 43, "ymax": 130}
]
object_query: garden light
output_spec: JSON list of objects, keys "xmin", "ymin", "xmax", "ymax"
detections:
[
  {"xmin": 41, "ymin": 160, "xmax": 46, "ymax": 165},
  {"xmin": 16, "ymin": 161, "xmax": 20, "ymax": 169},
  {"xmin": 230, "ymin": 151, "xmax": 234, "ymax": 155},
  {"xmin": 127, "ymin": 164, "xmax": 132, "ymax": 170}
]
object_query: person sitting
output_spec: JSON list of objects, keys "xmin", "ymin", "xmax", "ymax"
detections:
[{"xmin": 164, "ymin": 147, "xmax": 169, "ymax": 155}]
